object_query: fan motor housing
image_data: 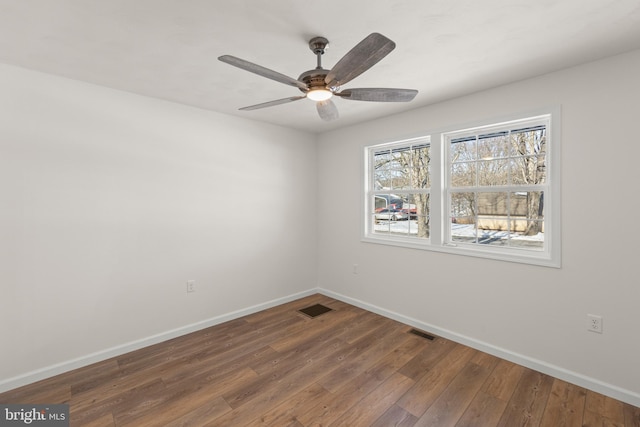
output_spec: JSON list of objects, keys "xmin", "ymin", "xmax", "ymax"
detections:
[{"xmin": 298, "ymin": 68, "xmax": 330, "ymax": 93}]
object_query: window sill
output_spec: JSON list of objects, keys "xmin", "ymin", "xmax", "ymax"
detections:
[{"xmin": 361, "ymin": 235, "xmax": 560, "ymax": 268}]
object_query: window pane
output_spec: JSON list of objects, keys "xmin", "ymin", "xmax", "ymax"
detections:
[
  {"xmin": 407, "ymin": 193, "xmax": 429, "ymax": 217},
  {"xmin": 407, "ymin": 193, "xmax": 430, "ymax": 238},
  {"xmin": 374, "ymin": 149, "xmax": 392, "ymax": 165},
  {"xmin": 408, "ymin": 215, "xmax": 430, "ymax": 238},
  {"xmin": 478, "ymin": 132, "xmax": 509, "ymax": 159},
  {"xmin": 409, "ymin": 144, "xmax": 430, "ymax": 188},
  {"xmin": 510, "ymin": 220, "xmax": 544, "ymax": 250},
  {"xmin": 391, "ymin": 172, "xmax": 412, "ymax": 190},
  {"xmin": 451, "ymin": 219, "xmax": 477, "ymax": 244},
  {"xmin": 451, "ymin": 138, "xmax": 476, "ymax": 162},
  {"xmin": 373, "ymin": 194, "xmax": 404, "ymax": 211},
  {"xmin": 374, "ymin": 149, "xmax": 392, "ymax": 190},
  {"xmin": 411, "ymin": 144, "xmax": 430, "ymax": 164},
  {"xmin": 374, "ymin": 195, "xmax": 387, "ymax": 210},
  {"xmin": 390, "ymin": 147, "xmax": 409, "ymax": 170},
  {"xmin": 451, "ymin": 162, "xmax": 476, "ymax": 187},
  {"xmin": 451, "ymin": 192, "xmax": 475, "ymax": 218},
  {"xmin": 477, "ymin": 225, "xmax": 510, "ymax": 246},
  {"xmin": 373, "ymin": 214, "xmax": 391, "ymax": 234},
  {"xmin": 375, "ymin": 169, "xmax": 415, "ymax": 190},
  {"xmin": 511, "ymin": 191, "xmax": 544, "ymax": 247},
  {"xmin": 510, "ymin": 128, "xmax": 546, "ymax": 157},
  {"xmin": 510, "ymin": 192, "xmax": 526, "ymax": 216},
  {"xmin": 478, "ymin": 159, "xmax": 509, "ymax": 186},
  {"xmin": 477, "ymin": 192, "xmax": 508, "ymax": 216},
  {"xmin": 509, "ymin": 191, "xmax": 544, "ymax": 218},
  {"xmin": 511, "ymin": 155, "xmax": 546, "ymax": 185},
  {"xmin": 374, "ymin": 168, "xmax": 392, "ymax": 190}
]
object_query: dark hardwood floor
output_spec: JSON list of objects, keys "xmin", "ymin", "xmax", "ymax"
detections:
[{"xmin": 1, "ymin": 294, "xmax": 639, "ymax": 426}]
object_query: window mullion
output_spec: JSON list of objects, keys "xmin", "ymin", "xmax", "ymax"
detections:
[{"xmin": 430, "ymin": 132, "xmax": 443, "ymax": 245}]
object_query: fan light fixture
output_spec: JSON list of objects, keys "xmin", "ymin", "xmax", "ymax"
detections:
[{"xmin": 306, "ymin": 88, "xmax": 333, "ymax": 101}]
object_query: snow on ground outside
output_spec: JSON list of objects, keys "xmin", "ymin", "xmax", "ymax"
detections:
[{"xmin": 374, "ymin": 221, "xmax": 543, "ymax": 246}]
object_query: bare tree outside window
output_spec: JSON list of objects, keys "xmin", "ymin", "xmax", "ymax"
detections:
[
  {"xmin": 449, "ymin": 125, "xmax": 547, "ymax": 248},
  {"xmin": 372, "ymin": 141, "xmax": 431, "ymax": 238}
]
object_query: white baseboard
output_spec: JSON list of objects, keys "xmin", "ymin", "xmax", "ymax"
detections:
[
  {"xmin": 318, "ymin": 288, "xmax": 640, "ymax": 408},
  {"xmin": 0, "ymin": 289, "xmax": 317, "ymax": 394},
  {"xmin": 3, "ymin": 287, "xmax": 639, "ymax": 409}
]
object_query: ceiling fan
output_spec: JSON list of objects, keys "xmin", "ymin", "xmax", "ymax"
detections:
[{"xmin": 218, "ymin": 33, "xmax": 418, "ymax": 121}]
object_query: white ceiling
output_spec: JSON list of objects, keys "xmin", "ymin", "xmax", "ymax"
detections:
[{"xmin": 1, "ymin": 0, "xmax": 640, "ymax": 133}]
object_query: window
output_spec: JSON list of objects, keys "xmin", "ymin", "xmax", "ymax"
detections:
[
  {"xmin": 364, "ymin": 109, "xmax": 560, "ymax": 267},
  {"xmin": 369, "ymin": 138, "xmax": 431, "ymax": 239}
]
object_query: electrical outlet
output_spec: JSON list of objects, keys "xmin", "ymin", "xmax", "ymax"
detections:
[
  {"xmin": 587, "ymin": 314, "xmax": 602, "ymax": 333},
  {"xmin": 186, "ymin": 280, "xmax": 196, "ymax": 293}
]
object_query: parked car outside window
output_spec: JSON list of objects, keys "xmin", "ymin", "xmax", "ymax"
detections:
[{"xmin": 374, "ymin": 208, "xmax": 408, "ymax": 221}]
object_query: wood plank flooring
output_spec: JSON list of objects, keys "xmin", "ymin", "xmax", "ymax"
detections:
[{"xmin": 1, "ymin": 294, "xmax": 639, "ymax": 426}]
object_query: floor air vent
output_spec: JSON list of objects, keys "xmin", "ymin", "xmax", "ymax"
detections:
[
  {"xmin": 409, "ymin": 328, "xmax": 436, "ymax": 341},
  {"xmin": 298, "ymin": 304, "xmax": 333, "ymax": 318}
]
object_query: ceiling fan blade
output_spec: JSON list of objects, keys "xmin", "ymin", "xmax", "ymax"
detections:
[
  {"xmin": 219, "ymin": 55, "xmax": 308, "ymax": 90},
  {"xmin": 336, "ymin": 88, "xmax": 418, "ymax": 102},
  {"xmin": 239, "ymin": 96, "xmax": 306, "ymax": 111},
  {"xmin": 325, "ymin": 33, "xmax": 396, "ymax": 87},
  {"xmin": 316, "ymin": 99, "xmax": 339, "ymax": 121}
]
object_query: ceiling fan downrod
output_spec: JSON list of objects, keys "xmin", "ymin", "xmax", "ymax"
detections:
[{"xmin": 308, "ymin": 36, "xmax": 329, "ymax": 69}]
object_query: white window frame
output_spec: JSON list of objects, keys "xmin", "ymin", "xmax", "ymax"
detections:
[{"xmin": 363, "ymin": 107, "xmax": 561, "ymax": 268}]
